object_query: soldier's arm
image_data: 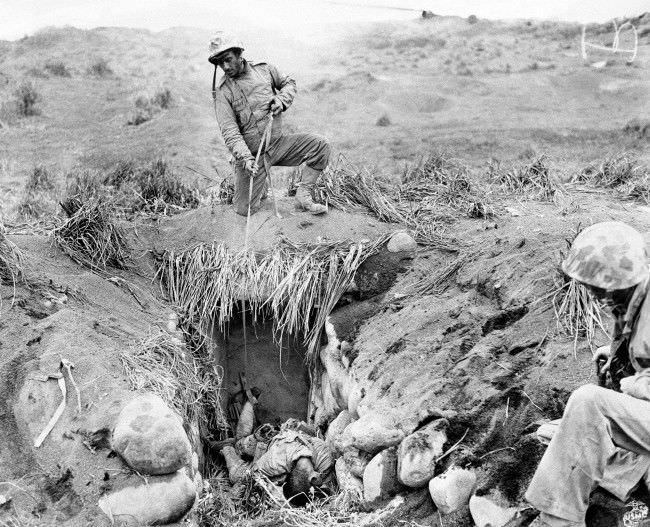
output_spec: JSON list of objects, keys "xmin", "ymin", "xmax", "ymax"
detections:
[
  {"xmin": 215, "ymin": 89, "xmax": 254, "ymax": 163},
  {"xmin": 269, "ymin": 64, "xmax": 297, "ymax": 110}
]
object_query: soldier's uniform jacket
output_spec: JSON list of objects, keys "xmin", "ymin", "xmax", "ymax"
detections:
[
  {"xmin": 609, "ymin": 277, "xmax": 650, "ymax": 397},
  {"xmin": 214, "ymin": 60, "xmax": 296, "ymax": 164}
]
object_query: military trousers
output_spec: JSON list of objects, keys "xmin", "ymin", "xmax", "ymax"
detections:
[
  {"xmin": 525, "ymin": 384, "xmax": 650, "ymax": 525},
  {"xmin": 232, "ymin": 132, "xmax": 330, "ymax": 216}
]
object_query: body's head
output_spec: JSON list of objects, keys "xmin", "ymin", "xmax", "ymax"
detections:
[
  {"xmin": 283, "ymin": 457, "xmax": 322, "ymax": 506},
  {"xmin": 562, "ymin": 221, "xmax": 648, "ymax": 310},
  {"xmin": 208, "ymin": 32, "xmax": 245, "ymax": 78}
]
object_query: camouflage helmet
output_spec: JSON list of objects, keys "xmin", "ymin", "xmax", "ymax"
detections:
[
  {"xmin": 562, "ymin": 221, "xmax": 648, "ymax": 290},
  {"xmin": 208, "ymin": 31, "xmax": 244, "ymax": 64}
]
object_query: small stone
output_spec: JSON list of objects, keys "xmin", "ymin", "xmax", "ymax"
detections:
[
  {"xmin": 335, "ymin": 457, "xmax": 363, "ymax": 496},
  {"xmin": 112, "ymin": 393, "xmax": 192, "ymax": 476},
  {"xmin": 387, "ymin": 232, "xmax": 418, "ymax": 253},
  {"xmin": 340, "ymin": 414, "xmax": 405, "ymax": 454},
  {"xmin": 429, "ymin": 467, "xmax": 476, "ymax": 514},
  {"xmin": 397, "ymin": 419, "xmax": 448, "ymax": 487},
  {"xmin": 326, "ymin": 410, "xmax": 354, "ymax": 453},
  {"xmin": 469, "ymin": 494, "xmax": 518, "ymax": 527},
  {"xmin": 363, "ymin": 447, "xmax": 401, "ymax": 503},
  {"xmin": 98, "ymin": 470, "xmax": 196, "ymax": 526}
]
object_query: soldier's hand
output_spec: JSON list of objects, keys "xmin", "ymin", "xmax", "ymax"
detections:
[
  {"xmin": 243, "ymin": 159, "xmax": 258, "ymax": 174},
  {"xmin": 593, "ymin": 345, "xmax": 612, "ymax": 375},
  {"xmin": 269, "ymin": 97, "xmax": 283, "ymax": 116}
]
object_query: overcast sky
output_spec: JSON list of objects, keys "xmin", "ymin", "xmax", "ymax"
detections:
[{"xmin": 1, "ymin": 0, "xmax": 648, "ymax": 41}]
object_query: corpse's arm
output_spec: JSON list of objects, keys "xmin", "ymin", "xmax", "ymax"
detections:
[
  {"xmin": 214, "ymin": 89, "xmax": 254, "ymax": 164},
  {"xmin": 269, "ymin": 64, "xmax": 297, "ymax": 111}
]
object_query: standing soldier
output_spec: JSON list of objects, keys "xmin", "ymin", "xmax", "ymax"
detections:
[
  {"xmin": 209, "ymin": 32, "xmax": 329, "ymax": 216},
  {"xmin": 524, "ymin": 221, "xmax": 650, "ymax": 526}
]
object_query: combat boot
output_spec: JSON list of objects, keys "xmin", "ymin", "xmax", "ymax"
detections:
[{"xmin": 295, "ymin": 186, "xmax": 327, "ymax": 215}]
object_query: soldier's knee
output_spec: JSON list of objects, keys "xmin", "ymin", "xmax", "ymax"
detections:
[
  {"xmin": 308, "ymin": 135, "xmax": 331, "ymax": 170},
  {"xmin": 565, "ymin": 384, "xmax": 602, "ymax": 415}
]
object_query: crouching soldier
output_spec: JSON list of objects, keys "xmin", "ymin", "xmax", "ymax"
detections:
[
  {"xmin": 208, "ymin": 32, "xmax": 329, "ymax": 216},
  {"xmin": 524, "ymin": 221, "xmax": 650, "ymax": 526}
]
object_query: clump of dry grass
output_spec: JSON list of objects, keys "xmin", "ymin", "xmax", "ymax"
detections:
[
  {"xmin": 576, "ymin": 152, "xmax": 645, "ymax": 187},
  {"xmin": 552, "ymin": 275, "xmax": 607, "ymax": 354},
  {"xmin": 488, "ymin": 156, "xmax": 561, "ymax": 201},
  {"xmin": 53, "ymin": 199, "xmax": 130, "ymax": 272},
  {"xmin": 120, "ymin": 331, "xmax": 228, "ymax": 440},
  {"xmin": 574, "ymin": 153, "xmax": 649, "ymax": 204},
  {"xmin": 64, "ymin": 159, "xmax": 200, "ymax": 216},
  {"xmin": 410, "ymin": 222, "xmax": 463, "ymax": 253},
  {"xmin": 412, "ymin": 250, "xmax": 476, "ymax": 296},
  {"xmin": 400, "ymin": 153, "xmax": 494, "ymax": 221},
  {"xmin": 0, "ymin": 224, "xmax": 25, "ymax": 304},
  {"xmin": 314, "ymin": 155, "xmax": 409, "ymax": 224},
  {"xmin": 156, "ymin": 237, "xmax": 388, "ymax": 365},
  {"xmin": 552, "ymin": 231, "xmax": 608, "ymax": 353},
  {"xmin": 198, "ymin": 473, "xmax": 361, "ymax": 527},
  {"xmin": 17, "ymin": 166, "xmax": 59, "ymax": 219}
]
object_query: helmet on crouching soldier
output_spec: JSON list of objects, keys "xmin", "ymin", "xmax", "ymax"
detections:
[
  {"xmin": 562, "ymin": 221, "xmax": 648, "ymax": 291},
  {"xmin": 208, "ymin": 31, "xmax": 244, "ymax": 64}
]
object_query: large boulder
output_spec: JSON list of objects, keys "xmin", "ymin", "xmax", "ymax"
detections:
[
  {"xmin": 339, "ymin": 413, "xmax": 405, "ymax": 454},
  {"xmin": 98, "ymin": 470, "xmax": 196, "ymax": 526},
  {"xmin": 429, "ymin": 466, "xmax": 476, "ymax": 514},
  {"xmin": 397, "ymin": 419, "xmax": 448, "ymax": 487},
  {"xmin": 112, "ymin": 393, "xmax": 192, "ymax": 476},
  {"xmin": 326, "ymin": 410, "xmax": 354, "ymax": 453},
  {"xmin": 363, "ymin": 447, "xmax": 401, "ymax": 503}
]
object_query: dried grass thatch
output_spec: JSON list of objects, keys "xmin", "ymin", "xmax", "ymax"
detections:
[
  {"xmin": 53, "ymin": 199, "xmax": 130, "ymax": 272},
  {"xmin": 411, "ymin": 250, "xmax": 476, "ymax": 296},
  {"xmin": 156, "ymin": 237, "xmax": 388, "ymax": 365},
  {"xmin": 488, "ymin": 156, "xmax": 561, "ymax": 201},
  {"xmin": 0, "ymin": 224, "xmax": 25, "ymax": 307},
  {"xmin": 553, "ymin": 276, "xmax": 607, "ymax": 354},
  {"xmin": 120, "ymin": 331, "xmax": 228, "ymax": 440},
  {"xmin": 574, "ymin": 152, "xmax": 649, "ymax": 204},
  {"xmin": 313, "ymin": 155, "xmax": 409, "ymax": 224},
  {"xmin": 400, "ymin": 152, "xmax": 484, "ymax": 215},
  {"xmin": 0, "ymin": 224, "xmax": 24, "ymax": 285},
  {"xmin": 551, "ymin": 231, "xmax": 608, "ymax": 353},
  {"xmin": 197, "ymin": 474, "xmax": 362, "ymax": 527}
]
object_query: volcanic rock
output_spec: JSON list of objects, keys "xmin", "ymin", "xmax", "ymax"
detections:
[{"xmin": 112, "ymin": 393, "xmax": 192, "ymax": 475}]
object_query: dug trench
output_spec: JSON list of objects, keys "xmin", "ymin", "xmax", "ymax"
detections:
[{"xmin": 1, "ymin": 193, "xmax": 649, "ymax": 527}]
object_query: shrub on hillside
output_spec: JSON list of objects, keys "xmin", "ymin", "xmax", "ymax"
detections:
[
  {"xmin": 132, "ymin": 159, "xmax": 199, "ymax": 213},
  {"xmin": 17, "ymin": 166, "xmax": 58, "ymax": 218},
  {"xmin": 573, "ymin": 153, "xmax": 649, "ymax": 204},
  {"xmin": 25, "ymin": 166, "xmax": 56, "ymax": 193},
  {"xmin": 88, "ymin": 58, "xmax": 112, "ymax": 77},
  {"xmin": 44, "ymin": 61, "xmax": 72, "ymax": 77},
  {"xmin": 14, "ymin": 81, "xmax": 40, "ymax": 116},
  {"xmin": 376, "ymin": 114, "xmax": 391, "ymax": 127},
  {"xmin": 127, "ymin": 88, "xmax": 173, "ymax": 125},
  {"xmin": 151, "ymin": 88, "xmax": 173, "ymax": 109},
  {"xmin": 128, "ymin": 97, "xmax": 156, "ymax": 125}
]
